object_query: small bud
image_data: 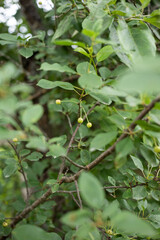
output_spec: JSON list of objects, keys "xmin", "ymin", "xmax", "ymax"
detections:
[
  {"xmin": 2, "ymin": 222, "xmax": 8, "ymax": 227},
  {"xmin": 13, "ymin": 138, "xmax": 18, "ymax": 142},
  {"xmin": 87, "ymin": 122, "xmax": 92, "ymax": 128},
  {"xmin": 38, "ymin": 1, "xmax": 42, "ymax": 5},
  {"xmin": 56, "ymin": 99, "xmax": 61, "ymax": 105},
  {"xmin": 77, "ymin": 117, "xmax": 83, "ymax": 124}
]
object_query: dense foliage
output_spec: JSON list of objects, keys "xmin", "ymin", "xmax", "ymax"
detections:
[{"xmin": 1, "ymin": 0, "xmax": 160, "ymax": 239}]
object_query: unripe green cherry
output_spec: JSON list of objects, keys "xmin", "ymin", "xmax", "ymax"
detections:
[
  {"xmin": 87, "ymin": 122, "xmax": 92, "ymax": 128},
  {"xmin": 106, "ymin": 229, "xmax": 113, "ymax": 235},
  {"xmin": 78, "ymin": 117, "xmax": 83, "ymax": 124},
  {"xmin": 13, "ymin": 138, "xmax": 18, "ymax": 142},
  {"xmin": 56, "ymin": 99, "xmax": 61, "ymax": 105},
  {"xmin": 154, "ymin": 146, "xmax": 160, "ymax": 153},
  {"xmin": 2, "ymin": 222, "xmax": 8, "ymax": 227}
]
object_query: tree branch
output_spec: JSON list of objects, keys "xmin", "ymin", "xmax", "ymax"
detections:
[
  {"xmin": 19, "ymin": 0, "xmax": 43, "ymax": 32},
  {"xmin": 62, "ymin": 155, "xmax": 86, "ymax": 169},
  {"xmin": 62, "ymin": 95, "xmax": 160, "ymax": 183},
  {"xmin": 74, "ymin": 180, "xmax": 83, "ymax": 209},
  {"xmin": 9, "ymin": 95, "xmax": 160, "ymax": 228}
]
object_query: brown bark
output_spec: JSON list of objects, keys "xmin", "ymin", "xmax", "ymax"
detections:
[{"xmin": 19, "ymin": 0, "xmax": 43, "ymax": 32}]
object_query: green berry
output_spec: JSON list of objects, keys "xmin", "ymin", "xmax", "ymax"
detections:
[
  {"xmin": 78, "ymin": 117, "xmax": 83, "ymax": 124},
  {"xmin": 13, "ymin": 138, "xmax": 18, "ymax": 142},
  {"xmin": 56, "ymin": 99, "xmax": 61, "ymax": 105},
  {"xmin": 87, "ymin": 122, "xmax": 92, "ymax": 128},
  {"xmin": 2, "ymin": 222, "xmax": 8, "ymax": 227},
  {"xmin": 154, "ymin": 146, "xmax": 160, "ymax": 153},
  {"xmin": 106, "ymin": 229, "xmax": 113, "ymax": 235}
]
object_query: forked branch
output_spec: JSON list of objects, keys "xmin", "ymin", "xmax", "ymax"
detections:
[{"xmin": 10, "ymin": 95, "xmax": 160, "ymax": 228}]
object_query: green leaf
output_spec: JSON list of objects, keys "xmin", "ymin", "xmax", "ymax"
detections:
[
  {"xmin": 80, "ymin": 150, "xmax": 91, "ymax": 165},
  {"xmin": 88, "ymin": 86, "xmax": 126, "ymax": 104},
  {"xmin": 116, "ymin": 137, "xmax": 134, "ymax": 159},
  {"xmin": 0, "ymin": 127, "xmax": 22, "ymax": 140},
  {"xmin": 88, "ymin": 89, "xmax": 111, "ymax": 105},
  {"xmin": 151, "ymin": 9, "xmax": 160, "ymax": 17},
  {"xmin": 130, "ymin": 24, "xmax": 156, "ymax": 57},
  {"xmin": 26, "ymin": 136, "xmax": 47, "ymax": 151},
  {"xmin": 22, "ymin": 105, "xmax": 44, "ymax": 126},
  {"xmin": 111, "ymin": 10, "xmax": 126, "ymax": 16},
  {"xmin": 144, "ymin": 15, "xmax": 160, "ymax": 29},
  {"xmin": 150, "ymin": 190, "xmax": 160, "ymax": 201},
  {"xmin": 74, "ymin": 47, "xmax": 90, "ymax": 58},
  {"xmin": 47, "ymin": 144, "xmax": 66, "ymax": 158},
  {"xmin": 78, "ymin": 73, "xmax": 102, "ymax": 89},
  {"xmin": 99, "ymin": 67, "xmax": 111, "ymax": 79},
  {"xmin": 18, "ymin": 48, "xmax": 33, "ymax": 58},
  {"xmin": 37, "ymin": 79, "xmax": 74, "ymax": 90},
  {"xmin": 130, "ymin": 155, "xmax": 144, "ymax": 172},
  {"xmin": 117, "ymin": 19, "xmax": 138, "ymax": 62},
  {"xmin": 3, "ymin": 161, "xmax": 17, "ymax": 178},
  {"xmin": 90, "ymin": 131, "xmax": 117, "ymax": 151},
  {"xmin": 40, "ymin": 62, "xmax": 76, "ymax": 74},
  {"xmin": 48, "ymin": 135, "xmax": 67, "ymax": 145},
  {"xmin": 0, "ymin": 40, "xmax": 16, "ymax": 45},
  {"xmin": 52, "ymin": 39, "xmax": 85, "ymax": 48},
  {"xmin": 52, "ymin": 14, "xmax": 73, "ymax": 40},
  {"xmin": 65, "ymin": 231, "xmax": 76, "ymax": 240},
  {"xmin": 149, "ymin": 214, "xmax": 160, "ymax": 226},
  {"xmin": 76, "ymin": 62, "xmax": 95, "ymax": 75},
  {"xmin": 109, "ymin": 25, "xmax": 131, "ymax": 67},
  {"xmin": 140, "ymin": 144, "xmax": 159, "ymax": 167},
  {"xmin": 47, "ymin": 179, "xmax": 59, "ymax": 193},
  {"xmin": 46, "ymin": 233, "xmax": 62, "ymax": 240},
  {"xmin": 27, "ymin": 152, "xmax": 43, "ymax": 161},
  {"xmin": 108, "ymin": 114, "xmax": 126, "ymax": 129},
  {"xmin": 140, "ymin": 0, "xmax": 151, "ymax": 8},
  {"xmin": 132, "ymin": 186, "xmax": 147, "ymax": 200},
  {"xmin": 102, "ymin": 200, "xmax": 120, "ymax": 220},
  {"xmin": 75, "ymin": 222, "xmax": 101, "ymax": 240},
  {"xmin": 137, "ymin": 120, "xmax": 160, "ymax": 132},
  {"xmin": 117, "ymin": 20, "xmax": 156, "ymax": 63},
  {"xmin": 79, "ymin": 172, "xmax": 105, "ymax": 209},
  {"xmin": 112, "ymin": 211, "xmax": 156, "ymax": 236},
  {"xmin": 96, "ymin": 45, "xmax": 114, "ymax": 62},
  {"xmin": 0, "ymin": 33, "xmax": 17, "ymax": 41},
  {"xmin": 13, "ymin": 225, "xmax": 45, "ymax": 240},
  {"xmin": 108, "ymin": 176, "xmax": 116, "ymax": 185},
  {"xmin": 115, "ymin": 57, "xmax": 160, "ymax": 94},
  {"xmin": 61, "ymin": 209, "xmax": 92, "ymax": 227},
  {"xmin": 13, "ymin": 224, "xmax": 62, "ymax": 240}
]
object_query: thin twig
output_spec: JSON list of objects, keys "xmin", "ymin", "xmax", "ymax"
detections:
[
  {"xmin": 74, "ymin": 180, "xmax": 83, "ymax": 209},
  {"xmin": 58, "ymin": 101, "xmax": 100, "ymax": 177},
  {"xmin": 66, "ymin": 113, "xmax": 73, "ymax": 133},
  {"xmin": 9, "ymin": 96, "xmax": 160, "ymax": 228},
  {"xmin": 63, "ymin": 155, "xmax": 86, "ymax": 169},
  {"xmin": 8, "ymin": 141, "xmax": 30, "ymax": 205},
  {"xmin": 54, "ymin": 0, "xmax": 57, "ymax": 29},
  {"xmin": 67, "ymin": 101, "xmax": 100, "ymax": 155},
  {"xmin": 70, "ymin": 192, "xmax": 81, "ymax": 208},
  {"xmin": 79, "ymin": 0, "xmax": 90, "ymax": 12},
  {"xmin": 62, "ymin": 95, "xmax": 160, "ymax": 183}
]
